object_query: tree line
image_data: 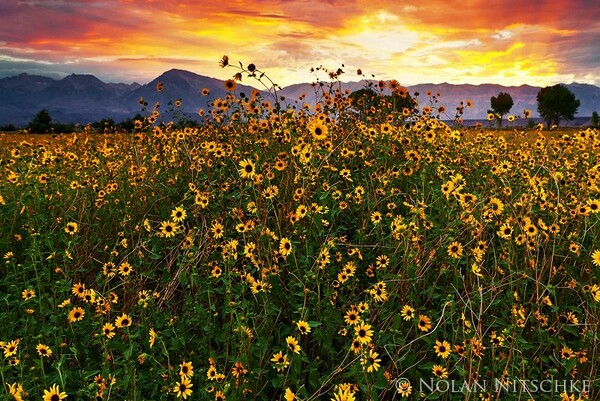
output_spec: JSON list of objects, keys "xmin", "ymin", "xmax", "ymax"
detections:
[
  {"xmin": 2, "ymin": 83, "xmax": 598, "ymax": 133},
  {"xmin": 489, "ymin": 84, "xmax": 595, "ymax": 128}
]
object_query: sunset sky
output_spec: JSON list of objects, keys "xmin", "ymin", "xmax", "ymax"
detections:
[{"xmin": 0, "ymin": 0, "xmax": 599, "ymax": 88}]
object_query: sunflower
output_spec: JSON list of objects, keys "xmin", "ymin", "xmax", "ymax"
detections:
[
  {"xmin": 230, "ymin": 361, "xmax": 247, "ymax": 377},
  {"xmin": 285, "ymin": 388, "xmax": 296, "ymax": 401},
  {"xmin": 8, "ymin": 383, "xmax": 24, "ymax": 401},
  {"xmin": 296, "ymin": 320, "xmax": 311, "ymax": 335},
  {"xmin": 36, "ymin": 344, "xmax": 53, "ymax": 357},
  {"xmin": 561, "ymin": 347, "xmax": 575, "ymax": 359},
  {"xmin": 3, "ymin": 340, "xmax": 19, "ymax": 357},
  {"xmin": 274, "ymin": 159, "xmax": 287, "ymax": 171},
  {"xmin": 211, "ymin": 265, "xmax": 222, "ymax": 278},
  {"xmin": 21, "ymin": 288, "xmax": 36, "ymax": 300},
  {"xmin": 238, "ymin": 159, "xmax": 256, "ymax": 179},
  {"xmin": 102, "ymin": 323, "xmax": 116, "ymax": 339},
  {"xmin": 488, "ymin": 198, "xmax": 504, "ymax": 215},
  {"xmin": 206, "ymin": 365, "xmax": 218, "ymax": 381},
  {"xmin": 58, "ymin": 299, "xmax": 71, "ymax": 308},
  {"xmin": 171, "ymin": 206, "xmax": 187, "ymax": 222},
  {"xmin": 591, "ymin": 250, "xmax": 600, "ymax": 267},
  {"xmin": 149, "ymin": 328, "xmax": 156, "ymax": 348},
  {"xmin": 82, "ymin": 289, "xmax": 96, "ymax": 303},
  {"xmin": 432, "ymin": 364, "xmax": 448, "ymax": 379},
  {"xmin": 354, "ymin": 323, "xmax": 373, "ymax": 344},
  {"xmin": 68, "ymin": 307, "xmax": 85, "ymax": 323},
  {"xmin": 566, "ymin": 311, "xmax": 578, "ymax": 324},
  {"xmin": 447, "ymin": 241, "xmax": 463, "ymax": 259},
  {"xmin": 43, "ymin": 384, "xmax": 68, "ymax": 401},
  {"xmin": 179, "ymin": 361, "xmax": 194, "ymax": 378},
  {"xmin": 250, "ymin": 280, "xmax": 266, "ymax": 294},
  {"xmin": 271, "ymin": 351, "xmax": 289, "ymax": 371},
  {"xmin": 490, "ymin": 331, "xmax": 504, "ymax": 347},
  {"xmin": 350, "ymin": 339, "xmax": 362, "ymax": 353},
  {"xmin": 331, "ymin": 388, "xmax": 355, "ymax": 401},
  {"xmin": 308, "ymin": 118, "xmax": 328, "ymax": 141},
  {"xmin": 224, "ymin": 79, "xmax": 237, "ymax": 92},
  {"xmin": 64, "ymin": 222, "xmax": 78, "ymax": 235},
  {"xmin": 279, "ymin": 237, "xmax": 292, "ymax": 256},
  {"xmin": 215, "ymin": 390, "xmax": 226, "ymax": 401},
  {"xmin": 497, "ymin": 224, "xmax": 512, "ymax": 239},
  {"xmin": 211, "ymin": 221, "xmax": 224, "ymax": 239},
  {"xmin": 524, "ymin": 223, "xmax": 538, "ymax": 237},
  {"xmin": 173, "ymin": 375, "xmax": 193, "ymax": 399},
  {"xmin": 434, "ymin": 340, "xmax": 452, "ymax": 359},
  {"xmin": 587, "ymin": 199, "xmax": 600, "ymax": 213},
  {"xmin": 372, "ymin": 255, "xmax": 388, "ymax": 269},
  {"xmin": 160, "ymin": 221, "xmax": 178, "ymax": 238},
  {"xmin": 418, "ymin": 315, "xmax": 432, "ymax": 332},
  {"xmin": 454, "ymin": 342, "xmax": 467, "ymax": 357},
  {"xmin": 115, "ymin": 313, "xmax": 132, "ymax": 328},
  {"xmin": 286, "ymin": 336, "xmax": 301, "ymax": 354},
  {"xmin": 362, "ymin": 349, "xmax": 381, "ymax": 373},
  {"xmin": 118, "ymin": 261, "xmax": 133, "ymax": 276},
  {"xmin": 370, "ymin": 211, "xmax": 382, "ymax": 225},
  {"xmin": 109, "ymin": 292, "xmax": 119, "ymax": 304},
  {"xmin": 344, "ymin": 309, "xmax": 361, "ymax": 325},
  {"xmin": 401, "ymin": 305, "xmax": 415, "ymax": 321}
]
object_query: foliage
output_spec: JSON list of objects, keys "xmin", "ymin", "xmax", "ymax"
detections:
[
  {"xmin": 117, "ymin": 113, "xmax": 146, "ymax": 131},
  {"xmin": 348, "ymin": 87, "xmax": 414, "ymax": 121},
  {"xmin": 26, "ymin": 109, "xmax": 76, "ymax": 134},
  {"xmin": 90, "ymin": 118, "xmax": 116, "ymax": 132},
  {"xmin": 489, "ymin": 92, "xmax": 514, "ymax": 127},
  {"xmin": 27, "ymin": 109, "xmax": 53, "ymax": 133},
  {"xmin": 0, "ymin": 124, "xmax": 18, "ymax": 132},
  {"xmin": 537, "ymin": 84, "xmax": 581, "ymax": 128},
  {"xmin": 0, "ymin": 59, "xmax": 599, "ymax": 401},
  {"xmin": 592, "ymin": 111, "xmax": 599, "ymax": 127}
]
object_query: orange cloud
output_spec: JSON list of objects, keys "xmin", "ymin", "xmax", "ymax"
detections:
[{"xmin": 0, "ymin": 0, "xmax": 598, "ymax": 87}]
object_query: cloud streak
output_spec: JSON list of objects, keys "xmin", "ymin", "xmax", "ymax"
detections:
[{"xmin": 0, "ymin": 0, "xmax": 598, "ymax": 87}]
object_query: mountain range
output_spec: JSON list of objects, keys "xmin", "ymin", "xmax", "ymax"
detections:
[{"xmin": 1, "ymin": 68, "xmax": 599, "ymax": 126}]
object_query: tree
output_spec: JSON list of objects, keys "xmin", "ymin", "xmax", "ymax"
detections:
[
  {"xmin": 490, "ymin": 92, "xmax": 514, "ymax": 127},
  {"xmin": 536, "ymin": 84, "xmax": 580, "ymax": 128},
  {"xmin": 349, "ymin": 88, "xmax": 413, "ymax": 121},
  {"xmin": 28, "ymin": 109, "xmax": 52, "ymax": 133},
  {"xmin": 592, "ymin": 111, "xmax": 599, "ymax": 127}
]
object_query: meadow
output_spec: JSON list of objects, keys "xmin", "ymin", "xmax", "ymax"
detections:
[{"xmin": 1, "ymin": 71, "xmax": 599, "ymax": 401}]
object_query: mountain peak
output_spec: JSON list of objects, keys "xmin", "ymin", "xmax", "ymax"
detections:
[
  {"xmin": 156, "ymin": 68, "xmax": 205, "ymax": 81},
  {"xmin": 62, "ymin": 73, "xmax": 103, "ymax": 82}
]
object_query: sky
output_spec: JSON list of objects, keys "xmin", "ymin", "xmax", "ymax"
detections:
[{"xmin": 0, "ymin": 0, "xmax": 599, "ymax": 88}]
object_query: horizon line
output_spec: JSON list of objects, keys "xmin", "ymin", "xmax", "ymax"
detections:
[{"xmin": 1, "ymin": 69, "xmax": 597, "ymax": 90}]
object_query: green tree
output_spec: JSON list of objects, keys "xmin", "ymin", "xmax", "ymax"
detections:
[
  {"xmin": 592, "ymin": 111, "xmax": 599, "ymax": 127},
  {"xmin": 490, "ymin": 92, "xmax": 514, "ymax": 127},
  {"xmin": 536, "ymin": 84, "xmax": 580, "ymax": 128},
  {"xmin": 349, "ymin": 88, "xmax": 413, "ymax": 121},
  {"xmin": 28, "ymin": 109, "xmax": 52, "ymax": 133},
  {"xmin": 117, "ymin": 113, "xmax": 145, "ymax": 132}
]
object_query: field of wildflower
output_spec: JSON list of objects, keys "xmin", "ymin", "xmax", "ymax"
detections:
[{"xmin": 1, "ymin": 62, "xmax": 600, "ymax": 401}]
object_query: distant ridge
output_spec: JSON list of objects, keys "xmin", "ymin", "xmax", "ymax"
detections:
[{"xmin": 1, "ymin": 69, "xmax": 599, "ymax": 126}]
